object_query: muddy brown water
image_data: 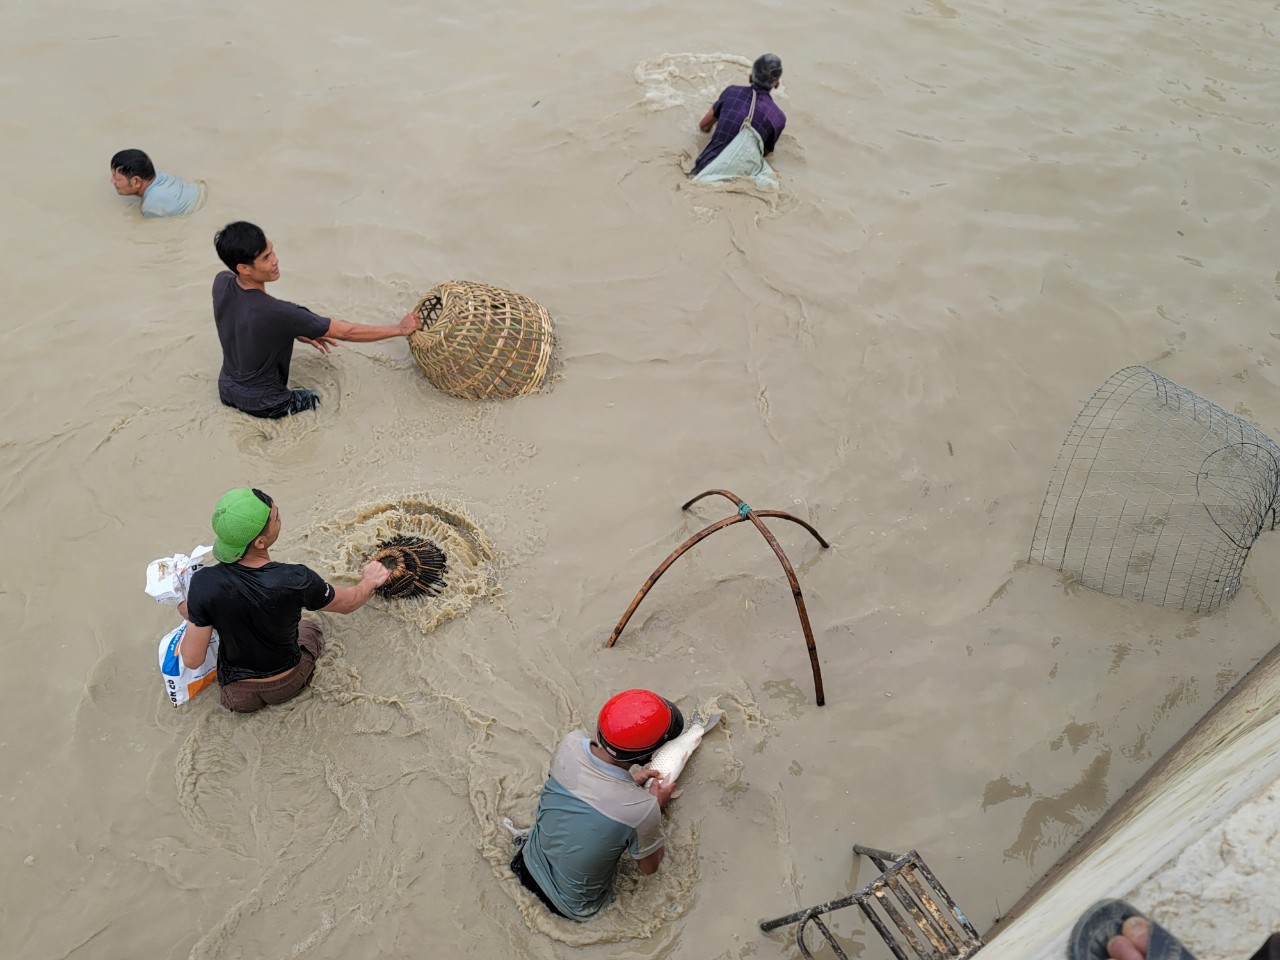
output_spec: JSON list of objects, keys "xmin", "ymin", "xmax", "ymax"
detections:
[{"xmin": 3, "ymin": 0, "xmax": 1280, "ymax": 957}]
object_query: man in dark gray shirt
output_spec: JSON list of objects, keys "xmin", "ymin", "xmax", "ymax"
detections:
[{"xmin": 211, "ymin": 221, "xmax": 422, "ymax": 418}]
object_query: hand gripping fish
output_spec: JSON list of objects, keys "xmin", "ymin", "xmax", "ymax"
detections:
[{"xmin": 641, "ymin": 702, "xmax": 725, "ymax": 795}]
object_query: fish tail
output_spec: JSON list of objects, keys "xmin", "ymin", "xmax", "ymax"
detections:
[{"xmin": 696, "ymin": 709, "xmax": 726, "ymax": 733}]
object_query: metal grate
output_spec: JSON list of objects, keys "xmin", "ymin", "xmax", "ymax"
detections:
[{"xmin": 759, "ymin": 845, "xmax": 983, "ymax": 960}]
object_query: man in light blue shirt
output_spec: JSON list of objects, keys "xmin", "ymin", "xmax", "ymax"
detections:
[{"xmin": 110, "ymin": 148, "xmax": 202, "ymax": 218}]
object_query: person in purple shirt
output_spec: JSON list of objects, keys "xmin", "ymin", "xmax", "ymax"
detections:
[{"xmin": 692, "ymin": 53, "xmax": 787, "ymax": 177}]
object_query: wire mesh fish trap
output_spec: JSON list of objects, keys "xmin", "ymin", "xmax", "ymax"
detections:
[
  {"xmin": 371, "ymin": 535, "xmax": 448, "ymax": 599},
  {"xmin": 408, "ymin": 281, "xmax": 554, "ymax": 400},
  {"xmin": 1030, "ymin": 366, "xmax": 1280, "ymax": 613}
]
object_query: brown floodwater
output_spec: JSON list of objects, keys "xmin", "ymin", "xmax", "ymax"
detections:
[{"xmin": 3, "ymin": 0, "xmax": 1280, "ymax": 957}]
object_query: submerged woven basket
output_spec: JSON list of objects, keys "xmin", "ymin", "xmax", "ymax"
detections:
[
  {"xmin": 371, "ymin": 535, "xmax": 448, "ymax": 599},
  {"xmin": 408, "ymin": 281, "xmax": 554, "ymax": 400}
]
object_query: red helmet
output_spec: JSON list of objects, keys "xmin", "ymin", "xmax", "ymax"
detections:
[{"xmin": 597, "ymin": 689, "xmax": 685, "ymax": 763}]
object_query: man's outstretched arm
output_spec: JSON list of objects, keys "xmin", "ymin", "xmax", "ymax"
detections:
[
  {"xmin": 322, "ymin": 560, "xmax": 392, "ymax": 615},
  {"xmin": 325, "ymin": 311, "xmax": 421, "ymax": 344}
]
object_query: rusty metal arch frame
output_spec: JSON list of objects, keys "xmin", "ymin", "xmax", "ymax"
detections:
[{"xmin": 604, "ymin": 489, "xmax": 832, "ymax": 706}]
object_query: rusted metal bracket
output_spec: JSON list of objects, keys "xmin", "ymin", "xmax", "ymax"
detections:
[{"xmin": 604, "ymin": 488, "xmax": 831, "ymax": 706}]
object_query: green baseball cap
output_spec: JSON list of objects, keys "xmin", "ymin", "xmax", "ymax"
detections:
[{"xmin": 211, "ymin": 488, "xmax": 272, "ymax": 563}]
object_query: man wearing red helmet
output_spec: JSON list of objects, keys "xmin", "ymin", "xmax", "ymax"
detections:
[{"xmin": 511, "ymin": 690, "xmax": 685, "ymax": 920}]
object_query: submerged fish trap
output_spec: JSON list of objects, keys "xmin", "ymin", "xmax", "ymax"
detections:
[
  {"xmin": 371, "ymin": 535, "xmax": 448, "ymax": 599},
  {"xmin": 408, "ymin": 281, "xmax": 554, "ymax": 400},
  {"xmin": 1030, "ymin": 366, "xmax": 1280, "ymax": 613}
]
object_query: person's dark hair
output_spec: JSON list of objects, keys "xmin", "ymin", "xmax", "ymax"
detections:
[
  {"xmin": 110, "ymin": 148, "xmax": 155, "ymax": 180},
  {"xmin": 250, "ymin": 488, "xmax": 273, "ymax": 509},
  {"xmin": 214, "ymin": 222, "xmax": 268, "ymax": 273},
  {"xmin": 751, "ymin": 53, "xmax": 783, "ymax": 90}
]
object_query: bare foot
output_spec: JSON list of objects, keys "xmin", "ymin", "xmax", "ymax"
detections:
[{"xmin": 1108, "ymin": 917, "xmax": 1153, "ymax": 960}]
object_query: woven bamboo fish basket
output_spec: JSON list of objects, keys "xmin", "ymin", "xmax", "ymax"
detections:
[
  {"xmin": 407, "ymin": 281, "xmax": 554, "ymax": 400},
  {"xmin": 371, "ymin": 535, "xmax": 447, "ymax": 599}
]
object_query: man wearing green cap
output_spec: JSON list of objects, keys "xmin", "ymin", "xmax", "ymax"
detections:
[{"xmin": 177, "ymin": 488, "xmax": 392, "ymax": 713}]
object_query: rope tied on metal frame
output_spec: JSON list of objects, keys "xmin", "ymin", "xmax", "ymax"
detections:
[{"xmin": 605, "ymin": 488, "xmax": 832, "ymax": 705}]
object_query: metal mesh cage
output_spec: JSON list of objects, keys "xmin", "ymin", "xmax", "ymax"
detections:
[{"xmin": 1030, "ymin": 366, "xmax": 1280, "ymax": 613}]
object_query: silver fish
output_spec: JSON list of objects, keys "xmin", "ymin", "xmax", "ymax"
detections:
[{"xmin": 643, "ymin": 702, "xmax": 725, "ymax": 789}]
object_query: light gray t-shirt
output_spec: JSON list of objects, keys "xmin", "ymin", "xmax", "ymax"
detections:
[
  {"xmin": 140, "ymin": 171, "xmax": 201, "ymax": 218},
  {"xmin": 521, "ymin": 732, "xmax": 665, "ymax": 920}
]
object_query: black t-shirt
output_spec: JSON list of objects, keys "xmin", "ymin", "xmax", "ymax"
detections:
[
  {"xmin": 186, "ymin": 561, "xmax": 335, "ymax": 684},
  {"xmin": 211, "ymin": 271, "xmax": 331, "ymax": 416}
]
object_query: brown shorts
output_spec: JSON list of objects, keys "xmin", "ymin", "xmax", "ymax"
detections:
[{"xmin": 219, "ymin": 619, "xmax": 325, "ymax": 714}]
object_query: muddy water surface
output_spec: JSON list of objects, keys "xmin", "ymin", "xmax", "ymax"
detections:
[{"xmin": 3, "ymin": 0, "xmax": 1280, "ymax": 957}]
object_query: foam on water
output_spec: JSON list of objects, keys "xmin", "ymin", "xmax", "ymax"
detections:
[
  {"xmin": 300, "ymin": 493, "xmax": 500, "ymax": 636},
  {"xmin": 634, "ymin": 52, "xmax": 755, "ymax": 112}
]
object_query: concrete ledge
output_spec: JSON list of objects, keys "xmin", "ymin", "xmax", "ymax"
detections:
[{"xmin": 981, "ymin": 642, "xmax": 1280, "ymax": 960}]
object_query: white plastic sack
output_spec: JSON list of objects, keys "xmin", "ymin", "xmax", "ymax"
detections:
[
  {"xmin": 692, "ymin": 124, "xmax": 778, "ymax": 190},
  {"xmin": 146, "ymin": 545, "xmax": 213, "ymax": 606},
  {"xmin": 158, "ymin": 621, "xmax": 219, "ymax": 707}
]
